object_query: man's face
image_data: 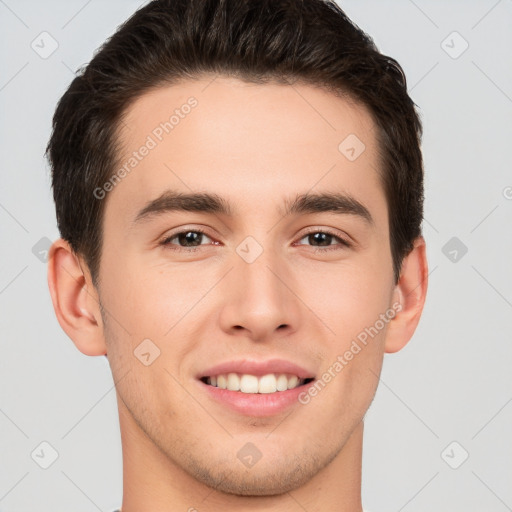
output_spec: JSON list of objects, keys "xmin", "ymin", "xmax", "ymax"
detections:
[{"xmin": 98, "ymin": 76, "xmax": 396, "ymax": 495}]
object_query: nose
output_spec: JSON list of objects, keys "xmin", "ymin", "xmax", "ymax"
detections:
[{"xmin": 218, "ymin": 245, "xmax": 302, "ymax": 342}]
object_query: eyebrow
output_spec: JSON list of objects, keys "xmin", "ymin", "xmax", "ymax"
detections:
[
  {"xmin": 133, "ymin": 189, "xmax": 374, "ymax": 226},
  {"xmin": 283, "ymin": 191, "xmax": 374, "ymax": 226},
  {"xmin": 133, "ymin": 191, "xmax": 233, "ymax": 224}
]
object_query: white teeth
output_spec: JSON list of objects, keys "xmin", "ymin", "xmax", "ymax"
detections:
[
  {"xmin": 226, "ymin": 372, "xmax": 240, "ymax": 391},
  {"xmin": 287, "ymin": 375, "xmax": 299, "ymax": 389},
  {"xmin": 276, "ymin": 374, "xmax": 288, "ymax": 391},
  {"xmin": 217, "ymin": 374, "xmax": 227, "ymax": 389},
  {"xmin": 205, "ymin": 373, "xmax": 307, "ymax": 393},
  {"xmin": 240, "ymin": 374, "xmax": 259, "ymax": 393},
  {"xmin": 258, "ymin": 374, "xmax": 277, "ymax": 393}
]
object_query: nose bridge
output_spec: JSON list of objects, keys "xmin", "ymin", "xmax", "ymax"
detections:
[
  {"xmin": 243, "ymin": 250, "xmax": 282, "ymax": 301},
  {"xmin": 218, "ymin": 235, "xmax": 300, "ymax": 339}
]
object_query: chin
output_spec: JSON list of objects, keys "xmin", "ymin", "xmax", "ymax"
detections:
[
  {"xmin": 183, "ymin": 449, "xmax": 330, "ymax": 497},
  {"xmin": 203, "ymin": 466, "xmax": 311, "ymax": 496}
]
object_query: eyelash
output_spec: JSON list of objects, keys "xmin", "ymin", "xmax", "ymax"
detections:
[{"xmin": 159, "ymin": 227, "xmax": 352, "ymax": 253}]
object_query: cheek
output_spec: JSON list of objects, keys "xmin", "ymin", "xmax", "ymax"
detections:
[
  {"xmin": 102, "ymin": 251, "xmax": 213, "ymax": 339},
  {"xmin": 294, "ymin": 255, "xmax": 393, "ymax": 338},
  {"xmin": 306, "ymin": 267, "xmax": 390, "ymax": 417}
]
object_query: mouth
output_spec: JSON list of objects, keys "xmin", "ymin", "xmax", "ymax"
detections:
[
  {"xmin": 200, "ymin": 373, "xmax": 315, "ymax": 394},
  {"xmin": 196, "ymin": 358, "xmax": 317, "ymax": 416}
]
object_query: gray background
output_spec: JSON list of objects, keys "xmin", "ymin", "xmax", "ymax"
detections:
[{"xmin": 1, "ymin": 1, "xmax": 511, "ymax": 511}]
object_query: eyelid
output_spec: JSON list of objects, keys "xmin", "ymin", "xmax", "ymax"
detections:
[
  {"xmin": 295, "ymin": 226, "xmax": 352, "ymax": 248},
  {"xmin": 158, "ymin": 226, "xmax": 216, "ymax": 246}
]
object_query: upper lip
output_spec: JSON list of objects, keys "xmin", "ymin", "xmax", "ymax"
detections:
[{"xmin": 198, "ymin": 358, "xmax": 316, "ymax": 380}]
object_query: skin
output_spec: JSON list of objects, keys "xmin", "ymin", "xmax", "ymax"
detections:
[{"xmin": 48, "ymin": 76, "xmax": 428, "ymax": 512}]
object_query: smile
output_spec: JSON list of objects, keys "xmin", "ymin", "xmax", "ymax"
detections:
[{"xmin": 201, "ymin": 373, "xmax": 315, "ymax": 394}]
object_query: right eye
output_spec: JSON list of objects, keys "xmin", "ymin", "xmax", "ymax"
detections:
[{"xmin": 159, "ymin": 229, "xmax": 216, "ymax": 252}]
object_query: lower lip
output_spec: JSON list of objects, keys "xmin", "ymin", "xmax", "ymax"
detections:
[{"xmin": 198, "ymin": 379, "xmax": 313, "ymax": 417}]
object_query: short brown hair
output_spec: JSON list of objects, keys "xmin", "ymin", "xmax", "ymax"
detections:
[{"xmin": 46, "ymin": 0, "xmax": 424, "ymax": 286}]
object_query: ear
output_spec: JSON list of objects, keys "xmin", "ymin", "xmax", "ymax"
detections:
[
  {"xmin": 47, "ymin": 238, "xmax": 107, "ymax": 356},
  {"xmin": 384, "ymin": 236, "xmax": 428, "ymax": 354}
]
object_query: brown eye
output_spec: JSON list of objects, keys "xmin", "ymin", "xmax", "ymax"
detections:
[
  {"xmin": 160, "ymin": 229, "xmax": 214, "ymax": 251},
  {"xmin": 296, "ymin": 230, "xmax": 351, "ymax": 251}
]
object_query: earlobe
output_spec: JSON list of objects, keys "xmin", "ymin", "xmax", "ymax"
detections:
[
  {"xmin": 47, "ymin": 239, "xmax": 107, "ymax": 356},
  {"xmin": 384, "ymin": 236, "xmax": 428, "ymax": 354}
]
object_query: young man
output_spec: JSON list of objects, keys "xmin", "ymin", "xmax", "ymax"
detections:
[{"xmin": 46, "ymin": 0, "xmax": 428, "ymax": 510}]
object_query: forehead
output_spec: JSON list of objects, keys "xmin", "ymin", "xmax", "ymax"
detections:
[{"xmin": 108, "ymin": 76, "xmax": 385, "ymax": 228}]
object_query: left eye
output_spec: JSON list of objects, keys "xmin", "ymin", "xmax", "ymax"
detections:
[{"xmin": 296, "ymin": 231, "xmax": 350, "ymax": 249}]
